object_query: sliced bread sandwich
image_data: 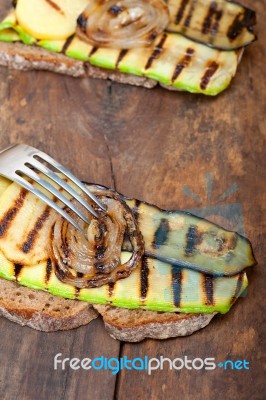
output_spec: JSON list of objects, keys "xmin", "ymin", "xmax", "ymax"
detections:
[
  {"xmin": 0, "ymin": 171, "xmax": 255, "ymax": 341},
  {"xmin": 0, "ymin": 0, "xmax": 257, "ymax": 95}
]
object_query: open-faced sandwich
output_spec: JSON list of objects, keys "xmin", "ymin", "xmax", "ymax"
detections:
[
  {"xmin": 0, "ymin": 0, "xmax": 256, "ymax": 95},
  {"xmin": 0, "ymin": 154, "xmax": 256, "ymax": 341}
]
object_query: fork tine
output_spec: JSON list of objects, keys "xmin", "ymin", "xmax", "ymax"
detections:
[
  {"xmin": 34, "ymin": 150, "xmax": 106, "ymax": 212},
  {"xmin": 17, "ymin": 165, "xmax": 91, "ymax": 226},
  {"xmin": 13, "ymin": 174, "xmax": 83, "ymax": 232},
  {"xmin": 28, "ymin": 157, "xmax": 99, "ymax": 218}
]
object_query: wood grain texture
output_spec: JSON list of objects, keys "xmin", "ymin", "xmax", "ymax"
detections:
[{"xmin": 0, "ymin": 1, "xmax": 265, "ymax": 399}]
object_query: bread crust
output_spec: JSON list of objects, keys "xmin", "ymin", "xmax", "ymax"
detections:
[{"xmin": 94, "ymin": 304, "xmax": 216, "ymax": 342}]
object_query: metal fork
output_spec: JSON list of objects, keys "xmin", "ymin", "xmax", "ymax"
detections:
[{"xmin": 0, "ymin": 144, "xmax": 106, "ymax": 232}]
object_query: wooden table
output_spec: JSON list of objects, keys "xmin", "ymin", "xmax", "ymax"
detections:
[{"xmin": 0, "ymin": 1, "xmax": 265, "ymax": 399}]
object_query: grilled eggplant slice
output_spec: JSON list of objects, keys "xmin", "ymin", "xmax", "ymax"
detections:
[
  {"xmin": 0, "ymin": 177, "xmax": 255, "ymax": 314},
  {"xmin": 166, "ymin": 0, "xmax": 256, "ymax": 50},
  {"xmin": 0, "ymin": 6, "xmax": 248, "ymax": 95}
]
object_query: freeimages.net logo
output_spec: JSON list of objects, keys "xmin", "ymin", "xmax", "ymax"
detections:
[{"xmin": 54, "ymin": 354, "xmax": 250, "ymax": 375}]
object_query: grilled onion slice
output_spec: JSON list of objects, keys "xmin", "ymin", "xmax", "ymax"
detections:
[
  {"xmin": 76, "ymin": 0, "xmax": 169, "ymax": 48},
  {"xmin": 50, "ymin": 186, "xmax": 144, "ymax": 288}
]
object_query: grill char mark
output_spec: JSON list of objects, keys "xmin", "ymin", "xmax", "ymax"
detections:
[
  {"xmin": 184, "ymin": 1, "xmax": 195, "ymax": 28},
  {"xmin": 45, "ymin": 0, "xmax": 64, "ymax": 15},
  {"xmin": 203, "ymin": 274, "xmax": 214, "ymax": 305},
  {"xmin": 202, "ymin": 1, "xmax": 220, "ymax": 35},
  {"xmin": 14, "ymin": 263, "xmax": 23, "ymax": 280},
  {"xmin": 185, "ymin": 225, "xmax": 197, "ymax": 256},
  {"xmin": 116, "ymin": 49, "xmax": 128, "ymax": 68},
  {"xmin": 227, "ymin": 8, "xmax": 256, "ymax": 41},
  {"xmin": 211, "ymin": 9, "xmax": 223, "ymax": 37},
  {"xmin": 108, "ymin": 282, "xmax": 115, "ymax": 297},
  {"xmin": 45, "ymin": 259, "xmax": 53, "ymax": 285},
  {"xmin": 175, "ymin": 0, "xmax": 190, "ymax": 24},
  {"xmin": 172, "ymin": 265, "xmax": 182, "ymax": 307},
  {"xmin": 145, "ymin": 33, "xmax": 167, "ymax": 70},
  {"xmin": 140, "ymin": 256, "xmax": 149, "ymax": 300},
  {"xmin": 75, "ymin": 272, "xmax": 83, "ymax": 298},
  {"xmin": 133, "ymin": 199, "xmax": 141, "ymax": 222},
  {"xmin": 0, "ymin": 189, "xmax": 27, "ymax": 237},
  {"xmin": 172, "ymin": 47, "xmax": 194, "ymax": 81},
  {"xmin": 152, "ymin": 218, "xmax": 170, "ymax": 249},
  {"xmin": 75, "ymin": 286, "xmax": 81, "ymax": 299},
  {"xmin": 21, "ymin": 207, "xmax": 50, "ymax": 253},
  {"xmin": 230, "ymin": 273, "xmax": 244, "ymax": 304},
  {"xmin": 89, "ymin": 47, "xmax": 98, "ymax": 57},
  {"xmin": 200, "ymin": 61, "xmax": 219, "ymax": 90},
  {"xmin": 61, "ymin": 34, "xmax": 75, "ymax": 54}
]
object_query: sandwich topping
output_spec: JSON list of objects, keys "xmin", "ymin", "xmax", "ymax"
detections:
[
  {"xmin": 51, "ymin": 186, "xmax": 145, "ymax": 288},
  {"xmin": 0, "ymin": 177, "xmax": 256, "ymax": 314},
  {"xmin": 77, "ymin": 0, "xmax": 170, "ymax": 49},
  {"xmin": 15, "ymin": 0, "xmax": 89, "ymax": 40},
  {"xmin": 166, "ymin": 0, "xmax": 256, "ymax": 50},
  {"xmin": 77, "ymin": 0, "xmax": 256, "ymax": 51}
]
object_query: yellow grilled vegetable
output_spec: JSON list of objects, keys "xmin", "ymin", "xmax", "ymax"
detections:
[{"xmin": 16, "ymin": 0, "xmax": 89, "ymax": 40}]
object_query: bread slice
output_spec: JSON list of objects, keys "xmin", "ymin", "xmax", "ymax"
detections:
[
  {"xmin": 94, "ymin": 304, "xmax": 216, "ymax": 342},
  {"xmin": 0, "ymin": 278, "xmax": 98, "ymax": 331},
  {"xmin": 0, "ymin": 41, "xmax": 157, "ymax": 88}
]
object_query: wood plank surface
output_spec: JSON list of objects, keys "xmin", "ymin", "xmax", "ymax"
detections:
[{"xmin": 0, "ymin": 1, "xmax": 265, "ymax": 399}]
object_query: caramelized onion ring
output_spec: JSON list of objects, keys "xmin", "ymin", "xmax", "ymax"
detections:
[
  {"xmin": 76, "ymin": 0, "xmax": 169, "ymax": 49},
  {"xmin": 50, "ymin": 186, "xmax": 144, "ymax": 288}
]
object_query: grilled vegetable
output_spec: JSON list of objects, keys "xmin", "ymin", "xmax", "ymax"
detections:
[
  {"xmin": 166, "ymin": 0, "xmax": 256, "ymax": 50},
  {"xmin": 77, "ymin": 0, "xmax": 169, "ymax": 49},
  {"xmin": 16, "ymin": 0, "xmax": 89, "ymax": 40},
  {"xmin": 124, "ymin": 197, "xmax": 255, "ymax": 276},
  {"xmin": 0, "ymin": 177, "xmax": 255, "ymax": 314},
  {"xmin": 51, "ymin": 187, "xmax": 145, "ymax": 288}
]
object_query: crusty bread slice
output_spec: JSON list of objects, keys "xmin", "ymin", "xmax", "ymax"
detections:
[
  {"xmin": 0, "ymin": 278, "xmax": 98, "ymax": 331},
  {"xmin": 94, "ymin": 304, "xmax": 216, "ymax": 342},
  {"xmin": 0, "ymin": 41, "xmax": 156, "ymax": 88}
]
